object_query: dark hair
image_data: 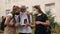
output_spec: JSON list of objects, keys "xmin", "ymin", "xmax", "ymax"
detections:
[{"xmin": 33, "ymin": 5, "xmax": 43, "ymax": 13}]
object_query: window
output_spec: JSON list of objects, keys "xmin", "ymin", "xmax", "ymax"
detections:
[
  {"xmin": 45, "ymin": 3, "xmax": 55, "ymax": 15},
  {"xmin": 5, "ymin": 9, "xmax": 10, "ymax": 16}
]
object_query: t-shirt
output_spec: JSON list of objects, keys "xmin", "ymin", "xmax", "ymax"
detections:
[
  {"xmin": 5, "ymin": 13, "xmax": 13, "ymax": 25},
  {"xmin": 5, "ymin": 13, "xmax": 18, "ymax": 25},
  {"xmin": 36, "ymin": 13, "xmax": 48, "ymax": 22},
  {"xmin": 35, "ymin": 13, "xmax": 48, "ymax": 31},
  {"xmin": 18, "ymin": 12, "xmax": 32, "ymax": 33}
]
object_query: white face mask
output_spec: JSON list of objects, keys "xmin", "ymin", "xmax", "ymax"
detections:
[{"xmin": 33, "ymin": 11, "xmax": 38, "ymax": 15}]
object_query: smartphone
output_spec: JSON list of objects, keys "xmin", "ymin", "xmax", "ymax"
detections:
[{"xmin": 24, "ymin": 19, "xmax": 27, "ymax": 24}]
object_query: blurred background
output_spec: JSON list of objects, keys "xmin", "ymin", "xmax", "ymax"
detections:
[{"xmin": 0, "ymin": 0, "xmax": 60, "ymax": 34}]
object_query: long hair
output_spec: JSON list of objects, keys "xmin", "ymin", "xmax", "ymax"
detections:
[
  {"xmin": 33, "ymin": 5, "xmax": 43, "ymax": 13},
  {"xmin": 11, "ymin": 5, "xmax": 20, "ymax": 23}
]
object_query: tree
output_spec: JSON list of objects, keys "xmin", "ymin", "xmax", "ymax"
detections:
[{"xmin": 45, "ymin": 9, "xmax": 57, "ymax": 28}]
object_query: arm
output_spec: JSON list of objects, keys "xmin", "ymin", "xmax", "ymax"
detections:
[
  {"xmin": 40, "ymin": 20, "xmax": 50, "ymax": 26},
  {"xmin": 36, "ymin": 20, "xmax": 50, "ymax": 26},
  {"xmin": 28, "ymin": 15, "xmax": 35, "ymax": 28},
  {"xmin": 5, "ymin": 16, "xmax": 12, "ymax": 26},
  {"xmin": 36, "ymin": 14, "xmax": 50, "ymax": 26}
]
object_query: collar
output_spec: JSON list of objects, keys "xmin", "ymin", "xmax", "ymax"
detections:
[
  {"xmin": 37, "ymin": 13, "xmax": 42, "ymax": 16},
  {"xmin": 21, "ymin": 12, "xmax": 27, "ymax": 15}
]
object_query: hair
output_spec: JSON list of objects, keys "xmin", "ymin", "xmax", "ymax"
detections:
[
  {"xmin": 11, "ymin": 5, "xmax": 20, "ymax": 14},
  {"xmin": 11, "ymin": 5, "xmax": 20, "ymax": 23},
  {"xmin": 33, "ymin": 5, "xmax": 43, "ymax": 13},
  {"xmin": 20, "ymin": 6, "xmax": 27, "ymax": 12}
]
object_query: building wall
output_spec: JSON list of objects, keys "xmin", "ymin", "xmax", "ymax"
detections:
[{"xmin": 0, "ymin": 0, "xmax": 60, "ymax": 23}]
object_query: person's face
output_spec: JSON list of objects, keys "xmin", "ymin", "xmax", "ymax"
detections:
[
  {"xmin": 32, "ymin": 8, "xmax": 38, "ymax": 15},
  {"xmin": 21, "ymin": 8, "xmax": 26, "ymax": 13},
  {"xmin": 15, "ymin": 8, "xmax": 20, "ymax": 15},
  {"xmin": 17, "ymin": 8, "xmax": 20, "ymax": 11},
  {"xmin": 32, "ymin": 8, "xmax": 38, "ymax": 11},
  {"xmin": 2, "ymin": 16, "xmax": 4, "ymax": 19}
]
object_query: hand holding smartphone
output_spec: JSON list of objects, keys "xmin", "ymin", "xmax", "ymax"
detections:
[{"xmin": 24, "ymin": 19, "xmax": 27, "ymax": 24}]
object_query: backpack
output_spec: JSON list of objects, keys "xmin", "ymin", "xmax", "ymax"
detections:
[
  {"xmin": 1, "ymin": 15, "xmax": 15, "ymax": 31},
  {"xmin": 1, "ymin": 18, "xmax": 6, "ymax": 31},
  {"xmin": 18, "ymin": 14, "xmax": 30, "ymax": 23}
]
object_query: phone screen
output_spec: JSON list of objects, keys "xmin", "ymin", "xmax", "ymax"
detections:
[{"xmin": 24, "ymin": 19, "xmax": 27, "ymax": 24}]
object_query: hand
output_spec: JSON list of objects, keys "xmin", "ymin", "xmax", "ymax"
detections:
[
  {"xmin": 11, "ymin": 29, "xmax": 14, "ymax": 32},
  {"xmin": 25, "ymin": 23, "xmax": 30, "ymax": 27},
  {"xmin": 19, "ymin": 24, "xmax": 25, "ymax": 27},
  {"xmin": 35, "ymin": 21, "xmax": 41, "ymax": 25},
  {"xmin": 15, "ymin": 23, "xmax": 19, "ymax": 27}
]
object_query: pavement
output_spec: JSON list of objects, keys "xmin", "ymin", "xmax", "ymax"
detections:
[{"xmin": 0, "ymin": 30, "xmax": 3, "ymax": 34}]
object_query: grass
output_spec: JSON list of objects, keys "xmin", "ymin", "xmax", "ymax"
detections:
[
  {"xmin": 51, "ymin": 25, "xmax": 60, "ymax": 34},
  {"xmin": 0, "ymin": 26, "xmax": 60, "ymax": 34}
]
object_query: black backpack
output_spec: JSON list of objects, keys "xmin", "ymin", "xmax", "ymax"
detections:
[
  {"xmin": 1, "ymin": 16, "xmax": 13, "ymax": 31},
  {"xmin": 1, "ymin": 18, "xmax": 6, "ymax": 31}
]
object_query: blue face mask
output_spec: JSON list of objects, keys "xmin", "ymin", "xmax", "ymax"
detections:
[{"xmin": 33, "ymin": 11, "xmax": 38, "ymax": 15}]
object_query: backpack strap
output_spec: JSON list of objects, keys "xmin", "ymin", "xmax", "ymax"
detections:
[
  {"xmin": 27, "ymin": 14, "xmax": 30, "ymax": 23},
  {"xmin": 18, "ymin": 13, "xmax": 30, "ymax": 23},
  {"xmin": 18, "ymin": 14, "xmax": 20, "ymax": 22}
]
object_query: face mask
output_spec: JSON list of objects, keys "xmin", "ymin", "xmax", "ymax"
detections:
[{"xmin": 33, "ymin": 11, "xmax": 38, "ymax": 15}]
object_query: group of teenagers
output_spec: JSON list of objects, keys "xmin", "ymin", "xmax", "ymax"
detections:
[{"xmin": 4, "ymin": 5, "xmax": 51, "ymax": 34}]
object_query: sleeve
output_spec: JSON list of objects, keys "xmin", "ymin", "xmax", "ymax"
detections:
[
  {"xmin": 44, "ymin": 14, "xmax": 48, "ymax": 20},
  {"xmin": 5, "ymin": 13, "xmax": 13, "ymax": 25},
  {"xmin": 7, "ymin": 13, "xmax": 13, "ymax": 17},
  {"xmin": 30, "ymin": 15, "xmax": 32, "ymax": 23}
]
